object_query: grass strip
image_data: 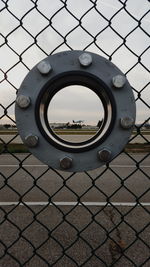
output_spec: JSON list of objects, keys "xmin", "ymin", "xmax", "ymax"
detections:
[
  {"xmin": 0, "ymin": 131, "xmax": 18, "ymax": 135},
  {"xmin": 0, "ymin": 143, "xmax": 29, "ymax": 153},
  {"xmin": 54, "ymin": 131, "xmax": 96, "ymax": 135},
  {"xmin": 1, "ymin": 130, "xmax": 150, "ymax": 135},
  {"xmin": 124, "ymin": 143, "xmax": 150, "ymax": 153},
  {"xmin": 0, "ymin": 143, "xmax": 149, "ymax": 154}
]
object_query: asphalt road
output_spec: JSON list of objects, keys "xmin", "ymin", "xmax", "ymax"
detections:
[
  {"xmin": 0, "ymin": 134, "xmax": 150, "ymax": 143},
  {"xmin": 0, "ymin": 205, "xmax": 149, "ymax": 267},
  {"xmin": 0, "ymin": 153, "xmax": 149, "ymax": 203},
  {"xmin": 0, "ymin": 153, "xmax": 149, "ymax": 266}
]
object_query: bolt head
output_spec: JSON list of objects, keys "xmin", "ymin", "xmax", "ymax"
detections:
[
  {"xmin": 25, "ymin": 134, "xmax": 39, "ymax": 147},
  {"xmin": 79, "ymin": 53, "xmax": 92, "ymax": 67},
  {"xmin": 120, "ymin": 116, "xmax": 134, "ymax": 129},
  {"xmin": 16, "ymin": 95, "xmax": 30, "ymax": 109},
  {"xmin": 60, "ymin": 156, "xmax": 73, "ymax": 170},
  {"xmin": 112, "ymin": 75, "xmax": 126, "ymax": 88},
  {"xmin": 37, "ymin": 60, "xmax": 52, "ymax": 74},
  {"xmin": 98, "ymin": 148, "xmax": 112, "ymax": 162}
]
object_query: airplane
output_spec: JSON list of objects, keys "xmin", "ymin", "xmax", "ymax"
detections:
[{"xmin": 73, "ymin": 120, "xmax": 84, "ymax": 124}]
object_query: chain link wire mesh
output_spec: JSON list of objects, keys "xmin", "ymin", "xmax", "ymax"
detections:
[{"xmin": 0, "ymin": 0, "xmax": 150, "ymax": 266}]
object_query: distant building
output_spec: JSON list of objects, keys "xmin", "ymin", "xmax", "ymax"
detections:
[
  {"xmin": 135, "ymin": 122, "xmax": 150, "ymax": 130},
  {"xmin": 50, "ymin": 123, "xmax": 67, "ymax": 129},
  {"xmin": 0, "ymin": 125, "xmax": 4, "ymax": 130},
  {"xmin": 143, "ymin": 123, "xmax": 150, "ymax": 129}
]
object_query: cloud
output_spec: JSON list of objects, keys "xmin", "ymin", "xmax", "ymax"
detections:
[{"xmin": 0, "ymin": 0, "xmax": 149, "ymax": 124}]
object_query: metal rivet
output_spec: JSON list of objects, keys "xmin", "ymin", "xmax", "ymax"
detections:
[
  {"xmin": 25, "ymin": 134, "xmax": 39, "ymax": 147},
  {"xmin": 98, "ymin": 148, "xmax": 112, "ymax": 162},
  {"xmin": 120, "ymin": 116, "xmax": 134, "ymax": 129},
  {"xmin": 112, "ymin": 75, "xmax": 126, "ymax": 88},
  {"xmin": 16, "ymin": 95, "xmax": 31, "ymax": 109},
  {"xmin": 37, "ymin": 60, "xmax": 52, "ymax": 74},
  {"xmin": 79, "ymin": 53, "xmax": 92, "ymax": 67},
  {"xmin": 60, "ymin": 156, "xmax": 73, "ymax": 169}
]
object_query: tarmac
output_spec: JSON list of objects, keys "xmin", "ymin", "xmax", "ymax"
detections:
[
  {"xmin": 0, "ymin": 205, "xmax": 149, "ymax": 266},
  {"xmin": 0, "ymin": 152, "xmax": 149, "ymax": 266}
]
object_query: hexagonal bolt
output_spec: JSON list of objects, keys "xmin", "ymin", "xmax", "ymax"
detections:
[
  {"xmin": 79, "ymin": 52, "xmax": 92, "ymax": 67},
  {"xmin": 98, "ymin": 148, "xmax": 112, "ymax": 162},
  {"xmin": 25, "ymin": 134, "xmax": 39, "ymax": 147},
  {"xmin": 16, "ymin": 95, "xmax": 31, "ymax": 109},
  {"xmin": 37, "ymin": 60, "xmax": 52, "ymax": 75},
  {"xmin": 112, "ymin": 74, "xmax": 126, "ymax": 88},
  {"xmin": 60, "ymin": 156, "xmax": 73, "ymax": 170},
  {"xmin": 120, "ymin": 116, "xmax": 134, "ymax": 129}
]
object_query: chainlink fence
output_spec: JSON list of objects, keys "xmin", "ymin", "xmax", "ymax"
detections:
[{"xmin": 0, "ymin": 0, "xmax": 150, "ymax": 266}]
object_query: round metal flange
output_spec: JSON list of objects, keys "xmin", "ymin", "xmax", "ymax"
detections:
[{"xmin": 15, "ymin": 50, "xmax": 136, "ymax": 172}]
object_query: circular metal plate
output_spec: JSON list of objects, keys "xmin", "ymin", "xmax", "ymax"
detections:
[{"xmin": 15, "ymin": 50, "xmax": 136, "ymax": 172}]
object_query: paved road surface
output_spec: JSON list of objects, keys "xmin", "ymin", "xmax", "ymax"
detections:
[
  {"xmin": 0, "ymin": 153, "xmax": 149, "ymax": 266},
  {"xmin": 0, "ymin": 134, "xmax": 150, "ymax": 143},
  {"xmin": 0, "ymin": 153, "xmax": 149, "ymax": 203}
]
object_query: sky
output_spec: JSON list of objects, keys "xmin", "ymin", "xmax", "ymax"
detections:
[
  {"xmin": 0, "ymin": 0, "xmax": 149, "ymax": 125},
  {"xmin": 48, "ymin": 85, "xmax": 104, "ymax": 125}
]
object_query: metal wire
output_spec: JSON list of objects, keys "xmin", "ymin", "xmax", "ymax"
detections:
[{"xmin": 0, "ymin": 0, "xmax": 150, "ymax": 266}]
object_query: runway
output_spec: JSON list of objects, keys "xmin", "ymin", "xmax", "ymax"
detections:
[{"xmin": 0, "ymin": 153, "xmax": 149, "ymax": 204}]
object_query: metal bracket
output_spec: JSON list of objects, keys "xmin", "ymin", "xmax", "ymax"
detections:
[{"xmin": 15, "ymin": 50, "xmax": 136, "ymax": 172}]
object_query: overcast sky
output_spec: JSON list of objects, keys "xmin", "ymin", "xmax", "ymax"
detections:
[
  {"xmin": 0, "ymin": 0, "xmax": 149, "ymax": 125},
  {"xmin": 48, "ymin": 85, "xmax": 104, "ymax": 125}
]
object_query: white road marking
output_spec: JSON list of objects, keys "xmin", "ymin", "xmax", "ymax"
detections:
[
  {"xmin": 0, "ymin": 202, "xmax": 150, "ymax": 206},
  {"xmin": 0, "ymin": 165, "xmax": 149, "ymax": 168},
  {"xmin": 0, "ymin": 164, "xmax": 149, "ymax": 206}
]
